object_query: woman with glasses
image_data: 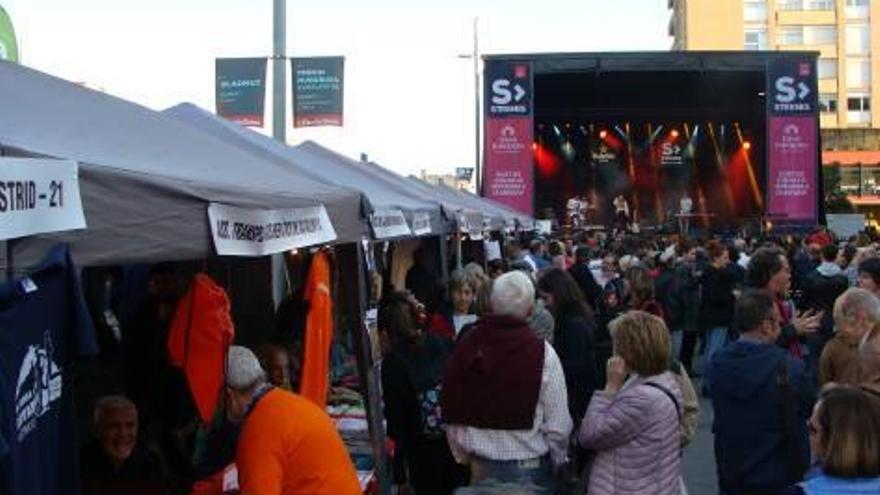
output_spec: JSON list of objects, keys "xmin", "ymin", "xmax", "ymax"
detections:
[{"xmin": 781, "ymin": 386, "xmax": 880, "ymax": 495}]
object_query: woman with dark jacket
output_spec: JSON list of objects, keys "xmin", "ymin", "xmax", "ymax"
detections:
[
  {"xmin": 379, "ymin": 292, "xmax": 467, "ymax": 495},
  {"xmin": 537, "ymin": 269, "xmax": 600, "ymax": 425}
]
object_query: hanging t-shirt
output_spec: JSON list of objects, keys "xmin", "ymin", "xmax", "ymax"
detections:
[{"xmin": 0, "ymin": 244, "xmax": 98, "ymax": 495}]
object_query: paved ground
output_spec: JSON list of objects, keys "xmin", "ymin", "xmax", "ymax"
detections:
[{"xmin": 682, "ymin": 381, "xmax": 718, "ymax": 495}]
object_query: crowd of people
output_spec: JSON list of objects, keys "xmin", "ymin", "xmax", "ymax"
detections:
[{"xmin": 384, "ymin": 226, "xmax": 880, "ymax": 495}]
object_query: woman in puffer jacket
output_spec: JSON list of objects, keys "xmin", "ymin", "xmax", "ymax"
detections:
[{"xmin": 578, "ymin": 311, "xmax": 683, "ymax": 495}]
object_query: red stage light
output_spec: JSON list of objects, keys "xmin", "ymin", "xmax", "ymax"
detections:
[
  {"xmin": 599, "ymin": 130, "xmax": 608, "ymax": 140},
  {"xmin": 670, "ymin": 129, "xmax": 680, "ymax": 139},
  {"xmin": 743, "ymin": 141, "xmax": 752, "ymax": 151},
  {"xmin": 532, "ymin": 142, "xmax": 538, "ymax": 151}
]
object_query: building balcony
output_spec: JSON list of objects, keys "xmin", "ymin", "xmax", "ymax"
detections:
[
  {"xmin": 776, "ymin": 9, "xmax": 836, "ymax": 25},
  {"xmin": 821, "ymin": 113, "xmax": 840, "ymax": 128},
  {"xmin": 777, "ymin": 43, "xmax": 837, "ymax": 58},
  {"xmin": 818, "ymin": 78, "xmax": 838, "ymax": 93}
]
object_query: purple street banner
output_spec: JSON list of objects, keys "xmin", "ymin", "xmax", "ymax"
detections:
[
  {"xmin": 766, "ymin": 57, "xmax": 819, "ymax": 225},
  {"xmin": 292, "ymin": 57, "xmax": 344, "ymax": 127},
  {"xmin": 215, "ymin": 58, "xmax": 267, "ymax": 127},
  {"xmin": 483, "ymin": 60, "xmax": 534, "ymax": 215}
]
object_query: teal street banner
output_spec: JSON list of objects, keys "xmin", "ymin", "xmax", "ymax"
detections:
[
  {"xmin": 215, "ymin": 58, "xmax": 267, "ymax": 127},
  {"xmin": 291, "ymin": 57, "xmax": 344, "ymax": 127},
  {"xmin": 0, "ymin": 6, "xmax": 19, "ymax": 62}
]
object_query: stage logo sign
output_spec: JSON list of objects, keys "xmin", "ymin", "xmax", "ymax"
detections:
[
  {"xmin": 484, "ymin": 60, "xmax": 533, "ymax": 215},
  {"xmin": 292, "ymin": 57, "xmax": 344, "ymax": 127},
  {"xmin": 766, "ymin": 57, "xmax": 819, "ymax": 226},
  {"xmin": 215, "ymin": 58, "xmax": 267, "ymax": 127}
]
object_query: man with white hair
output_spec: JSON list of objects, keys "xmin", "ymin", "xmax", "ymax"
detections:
[
  {"xmin": 821, "ymin": 289, "xmax": 880, "ymax": 393},
  {"xmin": 441, "ymin": 271, "xmax": 573, "ymax": 494},
  {"xmin": 80, "ymin": 395, "xmax": 167, "ymax": 495},
  {"xmin": 225, "ymin": 346, "xmax": 360, "ymax": 495}
]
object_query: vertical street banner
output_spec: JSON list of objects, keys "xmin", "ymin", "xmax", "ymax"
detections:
[
  {"xmin": 766, "ymin": 56, "xmax": 819, "ymax": 226},
  {"xmin": 0, "ymin": 6, "xmax": 19, "ymax": 62},
  {"xmin": 483, "ymin": 60, "xmax": 534, "ymax": 215},
  {"xmin": 291, "ymin": 57, "xmax": 344, "ymax": 127},
  {"xmin": 215, "ymin": 58, "xmax": 267, "ymax": 127}
]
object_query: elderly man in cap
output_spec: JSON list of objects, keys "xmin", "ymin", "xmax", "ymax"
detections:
[{"xmin": 225, "ymin": 346, "xmax": 360, "ymax": 495}]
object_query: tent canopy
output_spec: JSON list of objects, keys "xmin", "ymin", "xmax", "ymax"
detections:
[
  {"xmin": 0, "ymin": 61, "xmax": 367, "ymax": 267},
  {"xmin": 163, "ymin": 104, "xmax": 448, "ymax": 239}
]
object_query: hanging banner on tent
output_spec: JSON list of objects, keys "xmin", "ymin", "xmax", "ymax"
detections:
[
  {"xmin": 369, "ymin": 209, "xmax": 411, "ymax": 239},
  {"xmin": 208, "ymin": 203, "xmax": 336, "ymax": 256},
  {"xmin": 292, "ymin": 57, "xmax": 344, "ymax": 127},
  {"xmin": 411, "ymin": 212, "xmax": 432, "ymax": 236},
  {"xmin": 483, "ymin": 60, "xmax": 534, "ymax": 215},
  {"xmin": 215, "ymin": 58, "xmax": 267, "ymax": 127},
  {"xmin": 0, "ymin": 6, "xmax": 19, "ymax": 62},
  {"xmin": 766, "ymin": 56, "xmax": 819, "ymax": 225},
  {"xmin": 0, "ymin": 158, "xmax": 86, "ymax": 240}
]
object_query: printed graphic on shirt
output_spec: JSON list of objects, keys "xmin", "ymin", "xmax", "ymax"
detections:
[{"xmin": 14, "ymin": 331, "xmax": 62, "ymax": 443}]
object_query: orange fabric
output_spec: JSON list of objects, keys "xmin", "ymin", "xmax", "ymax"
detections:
[
  {"xmin": 299, "ymin": 251, "xmax": 333, "ymax": 407},
  {"xmin": 236, "ymin": 389, "xmax": 361, "ymax": 495},
  {"xmin": 168, "ymin": 274, "xmax": 235, "ymax": 423}
]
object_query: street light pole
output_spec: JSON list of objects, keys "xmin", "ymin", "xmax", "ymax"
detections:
[
  {"xmin": 272, "ymin": 0, "xmax": 286, "ymax": 144},
  {"xmin": 271, "ymin": 0, "xmax": 287, "ymax": 308},
  {"xmin": 459, "ymin": 17, "xmax": 481, "ymax": 195}
]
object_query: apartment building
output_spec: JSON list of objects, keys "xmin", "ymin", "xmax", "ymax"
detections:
[{"xmin": 670, "ymin": 0, "xmax": 880, "ymax": 215}]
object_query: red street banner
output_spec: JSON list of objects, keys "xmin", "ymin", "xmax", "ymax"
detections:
[
  {"xmin": 483, "ymin": 60, "xmax": 534, "ymax": 215},
  {"xmin": 766, "ymin": 57, "xmax": 819, "ymax": 225}
]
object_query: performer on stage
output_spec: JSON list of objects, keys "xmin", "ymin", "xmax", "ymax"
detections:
[
  {"xmin": 679, "ymin": 192, "xmax": 693, "ymax": 235},
  {"xmin": 566, "ymin": 195, "xmax": 584, "ymax": 229},
  {"xmin": 613, "ymin": 194, "xmax": 630, "ymax": 234}
]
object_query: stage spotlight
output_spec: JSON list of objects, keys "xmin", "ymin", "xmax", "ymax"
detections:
[
  {"xmin": 599, "ymin": 129, "xmax": 608, "ymax": 140},
  {"xmin": 579, "ymin": 126, "xmax": 588, "ymax": 136},
  {"xmin": 532, "ymin": 142, "xmax": 538, "ymax": 151},
  {"xmin": 670, "ymin": 129, "xmax": 680, "ymax": 139},
  {"xmin": 743, "ymin": 141, "xmax": 752, "ymax": 151},
  {"xmin": 552, "ymin": 125, "xmax": 561, "ymax": 137}
]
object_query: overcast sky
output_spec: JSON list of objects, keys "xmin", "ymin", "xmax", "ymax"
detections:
[{"xmin": 3, "ymin": 0, "xmax": 670, "ymax": 175}]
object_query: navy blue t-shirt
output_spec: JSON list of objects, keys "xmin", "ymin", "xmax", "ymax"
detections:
[{"xmin": 0, "ymin": 245, "xmax": 97, "ymax": 495}]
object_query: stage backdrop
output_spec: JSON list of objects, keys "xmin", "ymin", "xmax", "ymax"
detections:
[
  {"xmin": 766, "ymin": 56, "xmax": 819, "ymax": 227},
  {"xmin": 483, "ymin": 60, "xmax": 534, "ymax": 215}
]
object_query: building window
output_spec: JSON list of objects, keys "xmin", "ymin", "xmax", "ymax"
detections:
[
  {"xmin": 777, "ymin": 26, "xmax": 804, "ymax": 45},
  {"xmin": 846, "ymin": 0, "xmax": 870, "ymax": 19},
  {"xmin": 744, "ymin": 1, "xmax": 768, "ymax": 21},
  {"xmin": 777, "ymin": 0, "xmax": 802, "ymax": 11},
  {"xmin": 804, "ymin": 25, "xmax": 836, "ymax": 45},
  {"xmin": 847, "ymin": 59, "xmax": 871, "ymax": 88},
  {"xmin": 840, "ymin": 166, "xmax": 861, "ymax": 195},
  {"xmin": 818, "ymin": 59, "xmax": 838, "ymax": 79},
  {"xmin": 819, "ymin": 94, "xmax": 838, "ymax": 113},
  {"xmin": 847, "ymin": 94, "xmax": 872, "ymax": 124},
  {"xmin": 848, "ymin": 95, "xmax": 871, "ymax": 112},
  {"xmin": 846, "ymin": 24, "xmax": 870, "ymax": 55},
  {"xmin": 862, "ymin": 166, "xmax": 880, "ymax": 195},
  {"xmin": 745, "ymin": 29, "xmax": 768, "ymax": 50},
  {"xmin": 805, "ymin": 0, "xmax": 833, "ymax": 10}
]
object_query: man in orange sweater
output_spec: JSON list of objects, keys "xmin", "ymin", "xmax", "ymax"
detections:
[{"xmin": 225, "ymin": 346, "xmax": 361, "ymax": 495}]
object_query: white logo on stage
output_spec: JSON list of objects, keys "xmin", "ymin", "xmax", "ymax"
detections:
[{"xmin": 15, "ymin": 331, "xmax": 62, "ymax": 443}]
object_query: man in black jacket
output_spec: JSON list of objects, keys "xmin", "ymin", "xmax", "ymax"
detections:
[
  {"xmin": 568, "ymin": 245, "xmax": 602, "ymax": 312},
  {"xmin": 801, "ymin": 243, "xmax": 849, "ymax": 384}
]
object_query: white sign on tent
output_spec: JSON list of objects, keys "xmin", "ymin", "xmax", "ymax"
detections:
[
  {"xmin": 370, "ymin": 209, "xmax": 411, "ymax": 239},
  {"xmin": 0, "ymin": 158, "xmax": 86, "ymax": 241},
  {"xmin": 208, "ymin": 203, "xmax": 337, "ymax": 256}
]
